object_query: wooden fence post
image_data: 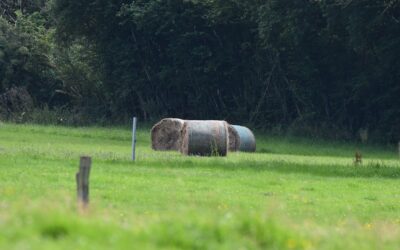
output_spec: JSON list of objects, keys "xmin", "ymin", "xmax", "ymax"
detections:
[{"xmin": 76, "ymin": 156, "xmax": 91, "ymax": 208}]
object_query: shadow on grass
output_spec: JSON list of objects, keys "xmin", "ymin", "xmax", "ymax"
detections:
[
  {"xmin": 255, "ymin": 134, "xmax": 397, "ymax": 159},
  {"xmin": 101, "ymin": 156, "xmax": 400, "ymax": 179},
  {"xmin": 256, "ymin": 160, "xmax": 400, "ymax": 179},
  {"xmin": 7, "ymin": 150, "xmax": 399, "ymax": 180}
]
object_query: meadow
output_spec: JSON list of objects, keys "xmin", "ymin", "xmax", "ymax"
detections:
[{"xmin": 0, "ymin": 123, "xmax": 399, "ymax": 249}]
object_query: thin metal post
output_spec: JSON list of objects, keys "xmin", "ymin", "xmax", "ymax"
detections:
[{"xmin": 132, "ymin": 117, "xmax": 137, "ymax": 161}]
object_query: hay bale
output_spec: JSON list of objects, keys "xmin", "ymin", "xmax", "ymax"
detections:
[
  {"xmin": 180, "ymin": 120, "xmax": 228, "ymax": 156},
  {"xmin": 151, "ymin": 118, "xmax": 185, "ymax": 151},
  {"xmin": 228, "ymin": 125, "xmax": 240, "ymax": 151},
  {"xmin": 231, "ymin": 125, "xmax": 256, "ymax": 152}
]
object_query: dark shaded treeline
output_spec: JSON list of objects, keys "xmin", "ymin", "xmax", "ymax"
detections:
[{"xmin": 1, "ymin": 0, "xmax": 400, "ymax": 142}]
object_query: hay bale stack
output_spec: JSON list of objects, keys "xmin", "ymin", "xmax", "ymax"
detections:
[
  {"xmin": 231, "ymin": 125, "xmax": 256, "ymax": 152},
  {"xmin": 228, "ymin": 125, "xmax": 240, "ymax": 151},
  {"xmin": 180, "ymin": 120, "xmax": 228, "ymax": 156},
  {"xmin": 151, "ymin": 118, "xmax": 185, "ymax": 151}
]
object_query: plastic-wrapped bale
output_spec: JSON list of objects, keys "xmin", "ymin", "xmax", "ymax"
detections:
[
  {"xmin": 228, "ymin": 125, "xmax": 240, "ymax": 151},
  {"xmin": 151, "ymin": 118, "xmax": 185, "ymax": 151},
  {"xmin": 180, "ymin": 120, "xmax": 229, "ymax": 156},
  {"xmin": 231, "ymin": 125, "xmax": 256, "ymax": 152}
]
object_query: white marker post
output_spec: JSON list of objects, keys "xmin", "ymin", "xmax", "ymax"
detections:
[{"xmin": 132, "ymin": 117, "xmax": 137, "ymax": 161}]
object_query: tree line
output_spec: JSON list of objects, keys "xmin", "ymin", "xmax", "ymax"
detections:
[{"xmin": 1, "ymin": 0, "xmax": 399, "ymax": 142}]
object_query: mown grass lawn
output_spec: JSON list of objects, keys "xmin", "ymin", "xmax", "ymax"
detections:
[{"xmin": 0, "ymin": 123, "xmax": 400, "ymax": 249}]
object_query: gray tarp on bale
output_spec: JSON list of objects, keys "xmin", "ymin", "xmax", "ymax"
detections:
[
  {"xmin": 180, "ymin": 120, "xmax": 228, "ymax": 156},
  {"xmin": 231, "ymin": 125, "xmax": 256, "ymax": 152},
  {"xmin": 151, "ymin": 118, "xmax": 185, "ymax": 151}
]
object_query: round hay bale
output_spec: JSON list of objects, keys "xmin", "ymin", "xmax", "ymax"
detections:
[
  {"xmin": 151, "ymin": 118, "xmax": 185, "ymax": 151},
  {"xmin": 231, "ymin": 125, "xmax": 256, "ymax": 152},
  {"xmin": 228, "ymin": 125, "xmax": 240, "ymax": 151},
  {"xmin": 180, "ymin": 120, "xmax": 228, "ymax": 156}
]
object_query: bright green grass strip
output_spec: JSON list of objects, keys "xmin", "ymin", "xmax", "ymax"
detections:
[{"xmin": 0, "ymin": 123, "xmax": 400, "ymax": 249}]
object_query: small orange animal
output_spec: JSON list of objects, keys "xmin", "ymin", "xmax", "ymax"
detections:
[{"xmin": 354, "ymin": 150, "xmax": 362, "ymax": 165}]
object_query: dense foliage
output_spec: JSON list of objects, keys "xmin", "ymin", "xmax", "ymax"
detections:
[
  {"xmin": 0, "ymin": 11, "xmax": 59, "ymax": 103},
  {"xmin": 1, "ymin": 0, "xmax": 400, "ymax": 141}
]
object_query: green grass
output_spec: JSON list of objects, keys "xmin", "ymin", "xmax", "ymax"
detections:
[{"xmin": 0, "ymin": 122, "xmax": 400, "ymax": 249}]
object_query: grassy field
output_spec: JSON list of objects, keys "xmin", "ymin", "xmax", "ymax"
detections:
[{"xmin": 0, "ymin": 123, "xmax": 400, "ymax": 249}]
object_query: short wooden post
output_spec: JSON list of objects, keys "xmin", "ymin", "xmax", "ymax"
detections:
[
  {"xmin": 354, "ymin": 150, "xmax": 362, "ymax": 165},
  {"xmin": 76, "ymin": 156, "xmax": 91, "ymax": 208},
  {"xmin": 132, "ymin": 117, "xmax": 137, "ymax": 161}
]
